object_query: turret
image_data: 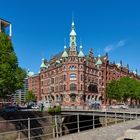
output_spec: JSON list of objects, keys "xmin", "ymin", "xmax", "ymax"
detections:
[
  {"xmin": 78, "ymin": 45, "xmax": 84, "ymax": 57},
  {"xmin": 40, "ymin": 58, "xmax": 47, "ymax": 69},
  {"xmin": 95, "ymin": 54, "xmax": 102, "ymax": 65},
  {"xmin": 62, "ymin": 45, "xmax": 68, "ymax": 58},
  {"xmin": 69, "ymin": 19, "xmax": 77, "ymax": 56}
]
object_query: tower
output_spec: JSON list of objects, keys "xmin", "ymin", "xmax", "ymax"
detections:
[
  {"xmin": 0, "ymin": 18, "xmax": 12, "ymax": 37},
  {"xmin": 69, "ymin": 19, "xmax": 77, "ymax": 56}
]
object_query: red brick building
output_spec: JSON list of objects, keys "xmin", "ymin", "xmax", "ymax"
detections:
[
  {"xmin": 28, "ymin": 72, "xmax": 41, "ymax": 101},
  {"xmin": 28, "ymin": 20, "xmax": 140, "ymax": 106}
]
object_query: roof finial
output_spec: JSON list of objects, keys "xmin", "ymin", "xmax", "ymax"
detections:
[
  {"xmin": 120, "ymin": 60, "xmax": 122, "ymax": 66},
  {"xmin": 64, "ymin": 37, "xmax": 66, "ymax": 46},
  {"xmin": 71, "ymin": 11, "xmax": 75, "ymax": 27},
  {"xmin": 98, "ymin": 48, "xmax": 101, "ymax": 57},
  {"xmin": 72, "ymin": 11, "xmax": 74, "ymax": 23},
  {"xmin": 80, "ymin": 37, "xmax": 82, "ymax": 45},
  {"xmin": 99, "ymin": 48, "xmax": 101, "ymax": 55}
]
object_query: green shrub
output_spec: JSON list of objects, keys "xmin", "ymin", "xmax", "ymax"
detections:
[
  {"xmin": 54, "ymin": 106, "xmax": 61, "ymax": 113},
  {"xmin": 48, "ymin": 106, "xmax": 61, "ymax": 114},
  {"xmin": 48, "ymin": 107, "xmax": 55, "ymax": 113}
]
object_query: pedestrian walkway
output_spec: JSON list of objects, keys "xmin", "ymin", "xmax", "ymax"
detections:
[{"xmin": 52, "ymin": 119, "xmax": 140, "ymax": 140}]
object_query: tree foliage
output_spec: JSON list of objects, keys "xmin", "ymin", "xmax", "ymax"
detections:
[
  {"xmin": 106, "ymin": 77, "xmax": 140, "ymax": 102},
  {"xmin": 0, "ymin": 33, "xmax": 26, "ymax": 99},
  {"xmin": 25, "ymin": 90, "xmax": 36, "ymax": 102}
]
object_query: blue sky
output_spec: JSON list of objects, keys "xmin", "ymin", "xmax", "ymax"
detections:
[{"xmin": 0, "ymin": 0, "xmax": 140, "ymax": 73}]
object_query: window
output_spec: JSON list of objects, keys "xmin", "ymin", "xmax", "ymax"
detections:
[
  {"xmin": 56, "ymin": 69, "xmax": 58, "ymax": 74},
  {"xmin": 70, "ymin": 93, "xmax": 76, "ymax": 102},
  {"xmin": 42, "ymin": 75, "xmax": 43, "ymax": 78},
  {"xmin": 88, "ymin": 78, "xmax": 90, "ymax": 82},
  {"xmin": 55, "ymin": 86, "xmax": 58, "ymax": 92},
  {"xmin": 64, "ymin": 85, "xmax": 66, "ymax": 91},
  {"xmin": 59, "ymin": 85, "xmax": 63, "ymax": 92},
  {"xmin": 56, "ymin": 95, "xmax": 59, "ymax": 101},
  {"xmin": 99, "ymin": 79, "xmax": 102, "ymax": 84},
  {"xmin": 51, "ymin": 78, "xmax": 54, "ymax": 84},
  {"xmin": 81, "ymin": 84, "xmax": 83, "ymax": 90},
  {"xmin": 70, "ymin": 83, "xmax": 77, "ymax": 91},
  {"xmin": 81, "ymin": 74, "xmax": 83, "ymax": 81},
  {"xmin": 59, "ymin": 75, "xmax": 63, "ymax": 81},
  {"xmin": 64, "ymin": 75, "xmax": 66, "ymax": 81},
  {"xmin": 69, "ymin": 66, "xmax": 76, "ymax": 70},
  {"xmin": 70, "ymin": 74, "xmax": 76, "ymax": 80},
  {"xmin": 51, "ymin": 86, "xmax": 54, "ymax": 92},
  {"xmin": 55, "ymin": 77, "xmax": 58, "ymax": 84},
  {"xmin": 60, "ymin": 94, "xmax": 63, "ymax": 101}
]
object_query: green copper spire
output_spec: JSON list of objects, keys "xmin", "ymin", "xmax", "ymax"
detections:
[
  {"xmin": 62, "ymin": 45, "xmax": 68, "ymax": 58},
  {"xmin": 40, "ymin": 58, "xmax": 47, "ymax": 68},
  {"xmin": 69, "ymin": 17, "xmax": 77, "ymax": 48},
  {"xmin": 27, "ymin": 69, "xmax": 34, "ymax": 77},
  {"xmin": 78, "ymin": 45, "xmax": 84, "ymax": 57},
  {"xmin": 95, "ymin": 54, "xmax": 102, "ymax": 65}
]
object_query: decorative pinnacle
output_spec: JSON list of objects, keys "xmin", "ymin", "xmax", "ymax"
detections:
[
  {"xmin": 80, "ymin": 38, "xmax": 82, "ymax": 49},
  {"xmin": 64, "ymin": 38, "xmax": 66, "ymax": 46}
]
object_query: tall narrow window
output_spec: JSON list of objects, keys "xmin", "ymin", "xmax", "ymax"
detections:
[
  {"xmin": 64, "ymin": 75, "xmax": 66, "ymax": 81},
  {"xmin": 51, "ymin": 78, "xmax": 54, "ymax": 84},
  {"xmin": 81, "ymin": 74, "xmax": 83, "ymax": 81},
  {"xmin": 64, "ymin": 85, "xmax": 66, "ymax": 91},
  {"xmin": 81, "ymin": 84, "xmax": 83, "ymax": 90}
]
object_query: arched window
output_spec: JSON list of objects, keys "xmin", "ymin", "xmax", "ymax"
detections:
[
  {"xmin": 60, "ymin": 94, "xmax": 63, "ymax": 101},
  {"xmin": 56, "ymin": 95, "xmax": 59, "ymax": 101},
  {"xmin": 70, "ymin": 83, "xmax": 77, "ymax": 91},
  {"xmin": 69, "ymin": 66, "xmax": 76, "ymax": 70}
]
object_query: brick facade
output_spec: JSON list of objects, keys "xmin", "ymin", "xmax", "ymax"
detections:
[{"xmin": 28, "ymin": 21, "xmax": 140, "ymax": 106}]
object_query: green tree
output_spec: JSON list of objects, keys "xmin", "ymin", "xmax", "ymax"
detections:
[
  {"xmin": 0, "ymin": 33, "xmax": 26, "ymax": 99},
  {"xmin": 106, "ymin": 80, "xmax": 122, "ymax": 101},
  {"xmin": 106, "ymin": 76, "xmax": 140, "ymax": 102},
  {"xmin": 25, "ymin": 90, "xmax": 36, "ymax": 102}
]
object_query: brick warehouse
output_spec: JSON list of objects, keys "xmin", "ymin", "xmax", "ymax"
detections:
[{"xmin": 28, "ymin": 20, "xmax": 140, "ymax": 106}]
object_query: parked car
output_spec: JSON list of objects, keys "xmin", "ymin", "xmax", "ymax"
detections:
[
  {"xmin": 110, "ymin": 103, "xmax": 128, "ymax": 109},
  {"xmin": 31, "ymin": 105, "xmax": 39, "ymax": 109},
  {"xmin": 27, "ymin": 101, "xmax": 36, "ymax": 109},
  {"xmin": 3, "ymin": 106, "xmax": 18, "ymax": 112}
]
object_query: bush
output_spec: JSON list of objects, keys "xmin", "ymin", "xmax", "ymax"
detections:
[
  {"xmin": 54, "ymin": 106, "xmax": 61, "ymax": 113},
  {"xmin": 48, "ymin": 106, "xmax": 61, "ymax": 114}
]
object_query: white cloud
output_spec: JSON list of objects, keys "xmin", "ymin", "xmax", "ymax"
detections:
[
  {"xmin": 116, "ymin": 40, "xmax": 126, "ymax": 47},
  {"xmin": 104, "ymin": 40, "xmax": 126, "ymax": 53},
  {"xmin": 104, "ymin": 45, "xmax": 113, "ymax": 52}
]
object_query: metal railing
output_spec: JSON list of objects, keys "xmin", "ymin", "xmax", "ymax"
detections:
[{"xmin": 0, "ymin": 112, "xmax": 140, "ymax": 140}]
